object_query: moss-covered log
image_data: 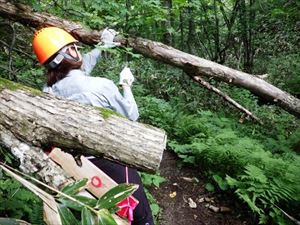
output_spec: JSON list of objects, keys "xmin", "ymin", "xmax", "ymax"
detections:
[
  {"xmin": 0, "ymin": 0, "xmax": 299, "ymax": 118},
  {"xmin": 0, "ymin": 78, "xmax": 166, "ymax": 172}
]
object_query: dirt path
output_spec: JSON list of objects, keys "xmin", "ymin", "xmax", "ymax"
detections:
[{"xmin": 150, "ymin": 150, "xmax": 253, "ymax": 225}]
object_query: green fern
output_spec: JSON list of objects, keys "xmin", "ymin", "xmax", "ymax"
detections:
[
  {"xmin": 28, "ymin": 199, "xmax": 44, "ymax": 225},
  {"xmin": 226, "ymin": 164, "xmax": 299, "ymax": 223},
  {"xmin": 0, "ymin": 174, "xmax": 41, "ymax": 221},
  {"xmin": 168, "ymin": 110, "xmax": 300, "ymax": 224}
]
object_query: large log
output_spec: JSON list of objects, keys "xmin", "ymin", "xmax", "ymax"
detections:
[
  {"xmin": 0, "ymin": 79, "xmax": 167, "ymax": 172},
  {"xmin": 0, "ymin": 0, "xmax": 299, "ymax": 118},
  {"xmin": 0, "ymin": 126, "xmax": 130, "ymax": 225},
  {"xmin": 0, "ymin": 124, "xmax": 72, "ymax": 188}
]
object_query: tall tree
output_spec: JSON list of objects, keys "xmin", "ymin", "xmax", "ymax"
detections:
[
  {"xmin": 162, "ymin": 0, "xmax": 173, "ymax": 45},
  {"xmin": 218, "ymin": 0, "xmax": 240, "ymax": 64},
  {"xmin": 187, "ymin": 0, "xmax": 196, "ymax": 55},
  {"xmin": 213, "ymin": 0, "xmax": 221, "ymax": 62},
  {"xmin": 239, "ymin": 0, "xmax": 256, "ymax": 72}
]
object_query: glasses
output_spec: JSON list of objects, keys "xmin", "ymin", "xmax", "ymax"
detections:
[{"xmin": 61, "ymin": 44, "xmax": 80, "ymax": 54}]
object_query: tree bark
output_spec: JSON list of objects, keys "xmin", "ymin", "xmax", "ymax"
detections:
[
  {"xmin": 0, "ymin": 0, "xmax": 299, "ymax": 118},
  {"xmin": 0, "ymin": 126, "xmax": 130, "ymax": 225},
  {"xmin": 0, "ymin": 124, "xmax": 72, "ymax": 189},
  {"xmin": 0, "ymin": 81, "xmax": 167, "ymax": 172}
]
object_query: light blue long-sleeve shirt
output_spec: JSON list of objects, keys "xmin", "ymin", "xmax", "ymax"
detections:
[{"xmin": 43, "ymin": 49, "xmax": 139, "ymax": 121}]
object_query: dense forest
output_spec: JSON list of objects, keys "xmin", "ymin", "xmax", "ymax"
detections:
[{"xmin": 0, "ymin": 0, "xmax": 299, "ymax": 224}]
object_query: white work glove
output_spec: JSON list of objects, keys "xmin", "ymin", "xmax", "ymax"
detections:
[
  {"xmin": 119, "ymin": 66, "xmax": 134, "ymax": 86},
  {"xmin": 100, "ymin": 28, "xmax": 121, "ymax": 48}
]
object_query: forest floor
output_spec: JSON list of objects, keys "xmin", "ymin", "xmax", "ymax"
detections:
[{"xmin": 150, "ymin": 149, "xmax": 255, "ymax": 225}]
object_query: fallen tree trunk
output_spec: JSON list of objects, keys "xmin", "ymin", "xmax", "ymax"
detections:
[
  {"xmin": 0, "ymin": 0, "xmax": 299, "ymax": 118},
  {"xmin": 0, "ymin": 124, "xmax": 72, "ymax": 188},
  {"xmin": 0, "ymin": 79, "xmax": 167, "ymax": 172},
  {"xmin": 0, "ymin": 125, "xmax": 130, "ymax": 225}
]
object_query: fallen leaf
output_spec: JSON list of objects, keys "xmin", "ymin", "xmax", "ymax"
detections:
[
  {"xmin": 204, "ymin": 197, "xmax": 214, "ymax": 202},
  {"xmin": 181, "ymin": 177, "xmax": 199, "ymax": 183},
  {"xmin": 198, "ymin": 197, "xmax": 205, "ymax": 203},
  {"xmin": 169, "ymin": 191, "xmax": 177, "ymax": 198},
  {"xmin": 188, "ymin": 198, "xmax": 197, "ymax": 208},
  {"xmin": 220, "ymin": 206, "xmax": 231, "ymax": 213},
  {"xmin": 206, "ymin": 204, "xmax": 219, "ymax": 213}
]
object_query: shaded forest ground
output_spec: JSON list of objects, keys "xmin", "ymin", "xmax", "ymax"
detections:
[{"xmin": 150, "ymin": 150, "xmax": 255, "ymax": 225}]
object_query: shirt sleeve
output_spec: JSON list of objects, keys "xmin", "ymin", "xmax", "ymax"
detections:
[
  {"xmin": 108, "ymin": 82, "xmax": 139, "ymax": 121},
  {"xmin": 81, "ymin": 48, "xmax": 101, "ymax": 75}
]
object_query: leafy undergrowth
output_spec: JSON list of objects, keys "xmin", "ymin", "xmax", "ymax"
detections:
[
  {"xmin": 0, "ymin": 172, "xmax": 44, "ymax": 224},
  {"xmin": 138, "ymin": 95, "xmax": 300, "ymax": 225}
]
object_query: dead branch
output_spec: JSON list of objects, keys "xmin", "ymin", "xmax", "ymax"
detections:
[{"xmin": 192, "ymin": 75, "xmax": 262, "ymax": 123}]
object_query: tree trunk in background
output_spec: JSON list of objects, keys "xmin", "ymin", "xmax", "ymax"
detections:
[
  {"xmin": 199, "ymin": 2, "xmax": 214, "ymax": 59},
  {"xmin": 239, "ymin": 0, "xmax": 255, "ymax": 73},
  {"xmin": 218, "ymin": 0, "xmax": 240, "ymax": 64},
  {"xmin": 179, "ymin": 7, "xmax": 184, "ymax": 49},
  {"xmin": 187, "ymin": 0, "xmax": 196, "ymax": 55},
  {"xmin": 0, "ymin": 0, "xmax": 299, "ymax": 118},
  {"xmin": 0, "ymin": 84, "xmax": 166, "ymax": 172},
  {"xmin": 213, "ymin": 0, "xmax": 220, "ymax": 62},
  {"xmin": 162, "ymin": 0, "xmax": 173, "ymax": 45},
  {"xmin": 249, "ymin": 0, "xmax": 256, "ymax": 72}
]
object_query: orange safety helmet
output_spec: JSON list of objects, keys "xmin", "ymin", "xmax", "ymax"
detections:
[{"xmin": 33, "ymin": 27, "xmax": 78, "ymax": 64}]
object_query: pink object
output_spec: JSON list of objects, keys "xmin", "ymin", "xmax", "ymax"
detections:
[
  {"xmin": 116, "ymin": 166, "xmax": 139, "ymax": 224},
  {"xmin": 117, "ymin": 196, "xmax": 138, "ymax": 224},
  {"xmin": 91, "ymin": 176, "xmax": 102, "ymax": 188}
]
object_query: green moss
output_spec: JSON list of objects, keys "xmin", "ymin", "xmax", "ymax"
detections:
[
  {"xmin": 0, "ymin": 78, "xmax": 22, "ymax": 91},
  {"xmin": 0, "ymin": 78, "xmax": 42, "ymax": 95},
  {"xmin": 23, "ymin": 86, "xmax": 42, "ymax": 96},
  {"xmin": 98, "ymin": 107, "xmax": 124, "ymax": 119}
]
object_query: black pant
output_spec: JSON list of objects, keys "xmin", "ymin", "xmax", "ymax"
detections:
[{"xmin": 90, "ymin": 158, "xmax": 154, "ymax": 225}]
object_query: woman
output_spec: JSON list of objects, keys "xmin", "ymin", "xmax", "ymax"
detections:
[{"xmin": 33, "ymin": 26, "xmax": 154, "ymax": 225}]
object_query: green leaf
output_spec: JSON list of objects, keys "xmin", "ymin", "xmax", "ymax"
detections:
[
  {"xmin": 96, "ymin": 183, "xmax": 138, "ymax": 210},
  {"xmin": 205, "ymin": 183, "xmax": 215, "ymax": 192},
  {"xmin": 58, "ymin": 203, "xmax": 79, "ymax": 225},
  {"xmin": 0, "ymin": 217, "xmax": 31, "ymax": 225},
  {"xmin": 61, "ymin": 178, "xmax": 88, "ymax": 196},
  {"xmin": 213, "ymin": 175, "xmax": 228, "ymax": 191},
  {"xmin": 97, "ymin": 209, "xmax": 117, "ymax": 225},
  {"xmin": 81, "ymin": 207, "xmax": 96, "ymax": 225},
  {"xmin": 152, "ymin": 176, "xmax": 166, "ymax": 188},
  {"xmin": 225, "ymin": 175, "xmax": 239, "ymax": 187},
  {"xmin": 59, "ymin": 198, "xmax": 83, "ymax": 211},
  {"xmin": 76, "ymin": 196, "xmax": 98, "ymax": 207},
  {"xmin": 150, "ymin": 203, "xmax": 160, "ymax": 216},
  {"xmin": 140, "ymin": 173, "xmax": 166, "ymax": 188},
  {"xmin": 59, "ymin": 195, "xmax": 97, "ymax": 211}
]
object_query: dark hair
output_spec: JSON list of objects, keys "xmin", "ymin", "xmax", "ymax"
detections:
[{"xmin": 46, "ymin": 57, "xmax": 82, "ymax": 86}]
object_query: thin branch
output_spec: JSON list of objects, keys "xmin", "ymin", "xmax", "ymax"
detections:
[
  {"xmin": 0, "ymin": 64, "xmax": 10, "ymax": 72},
  {"xmin": 274, "ymin": 205, "xmax": 300, "ymax": 225},
  {"xmin": 0, "ymin": 39, "xmax": 35, "ymax": 60},
  {"xmin": 192, "ymin": 75, "xmax": 262, "ymax": 124}
]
